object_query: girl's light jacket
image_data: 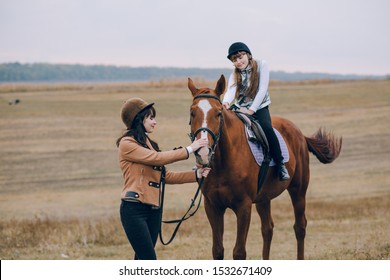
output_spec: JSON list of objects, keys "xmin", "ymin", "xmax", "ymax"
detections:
[
  {"xmin": 223, "ymin": 59, "xmax": 271, "ymax": 112},
  {"xmin": 118, "ymin": 136, "xmax": 197, "ymax": 207}
]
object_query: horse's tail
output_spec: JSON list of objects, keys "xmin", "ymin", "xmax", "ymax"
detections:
[{"xmin": 305, "ymin": 128, "xmax": 342, "ymax": 164}]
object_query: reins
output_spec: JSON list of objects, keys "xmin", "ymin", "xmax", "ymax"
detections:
[{"xmin": 159, "ymin": 173, "xmax": 204, "ymax": 245}]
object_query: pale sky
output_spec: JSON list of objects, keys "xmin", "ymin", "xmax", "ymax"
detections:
[{"xmin": 0, "ymin": 0, "xmax": 389, "ymax": 75}]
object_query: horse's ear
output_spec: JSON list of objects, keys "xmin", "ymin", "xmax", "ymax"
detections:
[
  {"xmin": 215, "ymin": 75, "xmax": 226, "ymax": 97},
  {"xmin": 188, "ymin": 77, "xmax": 198, "ymax": 97}
]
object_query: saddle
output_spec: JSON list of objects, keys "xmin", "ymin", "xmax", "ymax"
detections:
[
  {"xmin": 235, "ymin": 112, "xmax": 271, "ymax": 192},
  {"xmin": 235, "ymin": 112, "xmax": 270, "ymax": 157},
  {"xmin": 235, "ymin": 112, "xmax": 290, "ymax": 192},
  {"xmin": 235, "ymin": 111, "xmax": 289, "ymax": 165}
]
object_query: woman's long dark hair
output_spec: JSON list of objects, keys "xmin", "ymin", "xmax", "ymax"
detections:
[{"xmin": 116, "ymin": 107, "xmax": 160, "ymax": 151}]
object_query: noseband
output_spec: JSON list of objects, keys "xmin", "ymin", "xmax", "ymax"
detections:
[{"xmin": 189, "ymin": 94, "xmax": 223, "ymax": 166}]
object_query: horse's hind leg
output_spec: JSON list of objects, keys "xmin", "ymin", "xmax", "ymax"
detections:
[
  {"xmin": 288, "ymin": 187, "xmax": 307, "ymax": 260},
  {"xmin": 232, "ymin": 200, "xmax": 252, "ymax": 260},
  {"xmin": 204, "ymin": 197, "xmax": 225, "ymax": 260},
  {"xmin": 255, "ymin": 199, "xmax": 274, "ymax": 260}
]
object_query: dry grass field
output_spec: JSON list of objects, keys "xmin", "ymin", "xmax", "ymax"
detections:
[{"xmin": 0, "ymin": 78, "xmax": 389, "ymax": 260}]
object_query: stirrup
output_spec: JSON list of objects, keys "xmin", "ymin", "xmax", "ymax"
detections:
[
  {"xmin": 247, "ymin": 129, "xmax": 257, "ymax": 142},
  {"xmin": 278, "ymin": 164, "xmax": 290, "ymax": 181}
]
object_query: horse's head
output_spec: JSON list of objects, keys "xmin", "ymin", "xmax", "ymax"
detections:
[{"xmin": 188, "ymin": 75, "xmax": 226, "ymax": 167}]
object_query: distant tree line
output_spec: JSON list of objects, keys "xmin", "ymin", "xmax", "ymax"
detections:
[{"xmin": 0, "ymin": 62, "xmax": 386, "ymax": 83}]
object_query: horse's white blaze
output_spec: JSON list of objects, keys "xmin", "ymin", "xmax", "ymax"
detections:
[
  {"xmin": 197, "ymin": 99, "xmax": 212, "ymax": 163},
  {"xmin": 198, "ymin": 99, "xmax": 212, "ymax": 139}
]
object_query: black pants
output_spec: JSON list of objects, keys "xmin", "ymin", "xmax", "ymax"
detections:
[
  {"xmin": 120, "ymin": 200, "xmax": 162, "ymax": 260},
  {"xmin": 254, "ymin": 106, "xmax": 284, "ymax": 164}
]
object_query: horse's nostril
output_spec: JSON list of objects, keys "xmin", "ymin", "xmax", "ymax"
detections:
[{"xmin": 198, "ymin": 146, "xmax": 209, "ymax": 157}]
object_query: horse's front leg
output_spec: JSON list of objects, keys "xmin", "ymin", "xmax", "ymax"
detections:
[
  {"xmin": 204, "ymin": 197, "xmax": 225, "ymax": 260},
  {"xmin": 232, "ymin": 199, "xmax": 252, "ymax": 260}
]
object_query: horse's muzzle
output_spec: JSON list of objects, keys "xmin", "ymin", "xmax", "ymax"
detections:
[{"xmin": 195, "ymin": 145, "xmax": 212, "ymax": 167}]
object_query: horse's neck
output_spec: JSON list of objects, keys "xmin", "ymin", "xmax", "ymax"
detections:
[
  {"xmin": 224, "ymin": 110, "xmax": 245, "ymax": 139},
  {"xmin": 215, "ymin": 110, "xmax": 246, "ymax": 165}
]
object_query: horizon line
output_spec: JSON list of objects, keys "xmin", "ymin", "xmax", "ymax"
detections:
[{"xmin": 1, "ymin": 61, "xmax": 389, "ymax": 77}]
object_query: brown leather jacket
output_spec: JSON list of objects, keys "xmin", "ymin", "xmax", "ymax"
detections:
[{"xmin": 118, "ymin": 136, "xmax": 197, "ymax": 207}]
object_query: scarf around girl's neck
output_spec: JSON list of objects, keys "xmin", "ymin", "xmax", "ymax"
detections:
[
  {"xmin": 236, "ymin": 65, "xmax": 255, "ymax": 107},
  {"xmin": 239, "ymin": 65, "xmax": 252, "ymax": 94},
  {"xmin": 240, "ymin": 65, "xmax": 252, "ymax": 75}
]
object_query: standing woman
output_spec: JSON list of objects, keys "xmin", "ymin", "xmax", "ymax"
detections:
[
  {"xmin": 116, "ymin": 97, "xmax": 210, "ymax": 260},
  {"xmin": 222, "ymin": 42, "xmax": 290, "ymax": 181}
]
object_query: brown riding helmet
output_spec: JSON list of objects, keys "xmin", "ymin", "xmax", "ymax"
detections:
[{"xmin": 121, "ymin": 97, "xmax": 154, "ymax": 129}]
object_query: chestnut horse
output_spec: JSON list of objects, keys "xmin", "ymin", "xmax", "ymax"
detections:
[{"xmin": 188, "ymin": 75, "xmax": 342, "ymax": 260}]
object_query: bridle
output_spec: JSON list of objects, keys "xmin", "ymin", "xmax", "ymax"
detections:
[
  {"xmin": 189, "ymin": 94, "xmax": 224, "ymax": 167},
  {"xmin": 159, "ymin": 94, "xmax": 224, "ymax": 246}
]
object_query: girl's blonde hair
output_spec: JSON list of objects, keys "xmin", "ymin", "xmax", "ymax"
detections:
[{"xmin": 231, "ymin": 52, "xmax": 259, "ymax": 100}]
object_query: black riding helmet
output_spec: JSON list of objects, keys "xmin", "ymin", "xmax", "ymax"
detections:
[{"xmin": 227, "ymin": 42, "xmax": 252, "ymax": 60}]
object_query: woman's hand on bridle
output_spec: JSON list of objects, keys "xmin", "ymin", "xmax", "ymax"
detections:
[
  {"xmin": 190, "ymin": 138, "xmax": 208, "ymax": 151},
  {"xmin": 196, "ymin": 164, "xmax": 211, "ymax": 178}
]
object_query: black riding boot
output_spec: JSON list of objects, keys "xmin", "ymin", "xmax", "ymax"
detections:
[
  {"xmin": 254, "ymin": 107, "xmax": 290, "ymax": 181},
  {"xmin": 278, "ymin": 163, "xmax": 290, "ymax": 181}
]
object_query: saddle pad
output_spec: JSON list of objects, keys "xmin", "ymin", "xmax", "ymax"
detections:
[{"xmin": 246, "ymin": 127, "xmax": 289, "ymax": 166}]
